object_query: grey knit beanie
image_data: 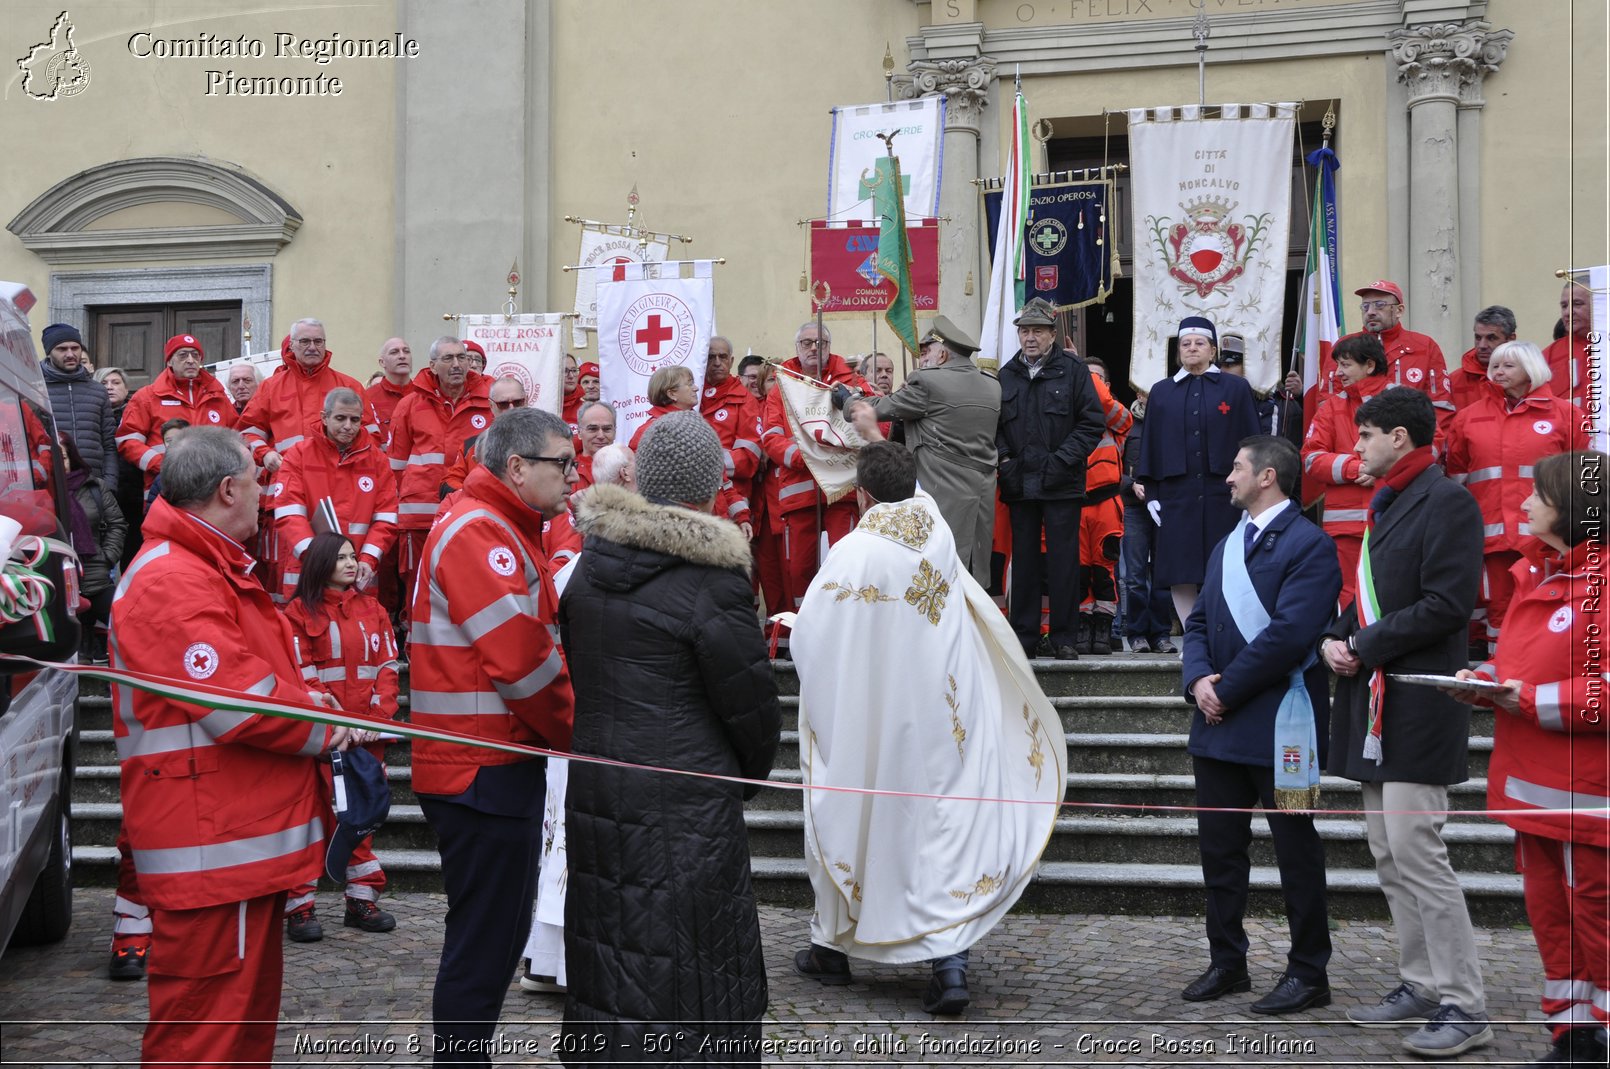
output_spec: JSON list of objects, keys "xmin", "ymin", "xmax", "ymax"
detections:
[{"xmin": 635, "ymin": 410, "xmax": 725, "ymax": 504}]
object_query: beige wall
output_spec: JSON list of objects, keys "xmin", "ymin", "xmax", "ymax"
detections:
[
  {"xmin": 1481, "ymin": 0, "xmax": 1608, "ymax": 343},
  {"xmin": 0, "ymin": 0, "xmax": 400, "ymax": 375},
  {"xmin": 548, "ymin": 0, "xmax": 923, "ymax": 363}
]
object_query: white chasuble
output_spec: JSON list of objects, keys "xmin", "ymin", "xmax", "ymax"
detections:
[{"xmin": 791, "ymin": 492, "xmax": 1066, "ymax": 963}]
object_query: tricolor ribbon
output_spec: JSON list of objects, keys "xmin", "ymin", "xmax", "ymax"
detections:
[{"xmin": 1355, "ymin": 526, "xmax": 1386, "ymax": 764}]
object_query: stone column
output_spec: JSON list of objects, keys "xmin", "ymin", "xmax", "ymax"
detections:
[
  {"xmin": 1456, "ymin": 27, "xmax": 1512, "ymax": 334},
  {"xmin": 893, "ymin": 55, "xmax": 996, "ymax": 343},
  {"xmin": 1388, "ymin": 22, "xmax": 1511, "ymax": 361}
]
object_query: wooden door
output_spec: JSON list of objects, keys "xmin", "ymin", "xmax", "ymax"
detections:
[{"xmin": 89, "ymin": 302, "xmax": 242, "ymax": 390}]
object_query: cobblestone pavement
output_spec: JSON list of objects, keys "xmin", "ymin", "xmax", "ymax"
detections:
[{"xmin": 0, "ymin": 889, "xmax": 1554, "ymax": 1067}]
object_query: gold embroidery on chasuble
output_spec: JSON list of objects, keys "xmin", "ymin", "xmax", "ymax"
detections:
[
  {"xmin": 819, "ymin": 581, "xmax": 896, "ymax": 605},
  {"xmin": 1022, "ymin": 704, "xmax": 1047, "ymax": 788},
  {"xmin": 949, "ymin": 867, "xmax": 1008, "ymax": 905},
  {"xmin": 860, "ymin": 502, "xmax": 934, "ymax": 551},
  {"xmin": 833, "ymin": 860, "xmax": 863, "ymax": 902},
  {"xmin": 944, "ymin": 675, "xmax": 965, "ymax": 759},
  {"xmin": 904, "ymin": 559, "xmax": 949, "ymax": 626}
]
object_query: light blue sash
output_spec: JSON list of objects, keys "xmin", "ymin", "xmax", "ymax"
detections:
[{"xmin": 1221, "ymin": 514, "xmax": 1321, "ymax": 810}]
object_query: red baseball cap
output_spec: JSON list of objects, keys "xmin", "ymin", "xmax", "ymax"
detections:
[
  {"xmin": 164, "ymin": 334, "xmax": 203, "ymax": 360},
  {"xmin": 462, "ymin": 339, "xmax": 486, "ymax": 358},
  {"xmin": 1353, "ymin": 279, "xmax": 1404, "ymax": 304},
  {"xmin": 578, "ymin": 362, "xmax": 600, "ymax": 378}
]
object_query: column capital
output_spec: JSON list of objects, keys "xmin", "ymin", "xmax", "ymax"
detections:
[
  {"xmin": 1388, "ymin": 21, "xmax": 1513, "ymax": 108},
  {"xmin": 892, "ymin": 56, "xmax": 997, "ymax": 137}
]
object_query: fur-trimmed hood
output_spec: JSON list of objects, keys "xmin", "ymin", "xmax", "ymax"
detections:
[{"xmin": 572, "ymin": 482, "xmax": 752, "ymax": 578}]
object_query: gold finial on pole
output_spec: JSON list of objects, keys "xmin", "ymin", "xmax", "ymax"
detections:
[
  {"xmin": 241, "ymin": 311, "xmax": 252, "ymax": 348},
  {"xmin": 883, "ymin": 42, "xmax": 896, "ymax": 102},
  {"xmin": 505, "ymin": 260, "xmax": 521, "ymax": 317}
]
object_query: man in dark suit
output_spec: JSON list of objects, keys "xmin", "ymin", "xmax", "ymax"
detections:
[
  {"xmin": 1321, "ymin": 387, "xmax": 1491, "ymax": 1059},
  {"xmin": 1181, "ymin": 435, "xmax": 1341, "ymax": 1014}
]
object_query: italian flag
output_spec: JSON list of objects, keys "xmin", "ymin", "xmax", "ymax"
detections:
[{"xmin": 1296, "ymin": 145, "xmax": 1342, "ymax": 394}]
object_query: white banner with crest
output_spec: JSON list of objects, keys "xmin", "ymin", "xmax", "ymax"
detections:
[
  {"xmin": 596, "ymin": 262, "xmax": 715, "ymax": 445},
  {"xmin": 773, "ymin": 367, "xmax": 866, "ymax": 505},
  {"xmin": 1128, "ymin": 104, "xmax": 1296, "ymax": 392},
  {"xmin": 827, "ymin": 97, "xmax": 945, "ymax": 222},
  {"xmin": 571, "ymin": 227, "xmax": 670, "ymax": 348},
  {"xmin": 460, "ymin": 313, "xmax": 567, "ymax": 415}
]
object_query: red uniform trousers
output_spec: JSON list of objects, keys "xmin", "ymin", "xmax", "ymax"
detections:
[
  {"xmin": 753, "ymin": 528, "xmax": 786, "ymax": 616},
  {"xmin": 144, "ymin": 891, "xmax": 288, "ymax": 1069},
  {"xmin": 1333, "ymin": 533, "xmax": 1362, "ymax": 613},
  {"xmin": 1516, "ymin": 832, "xmax": 1610, "ymax": 1036},
  {"xmin": 112, "ymin": 828, "xmax": 151, "ymax": 951},
  {"xmin": 396, "ymin": 528, "xmax": 430, "ymax": 625},
  {"xmin": 1476, "ymin": 549, "xmax": 1524, "ymax": 651},
  {"xmin": 781, "ymin": 501, "xmax": 858, "ymax": 611},
  {"xmin": 286, "ymin": 751, "xmax": 387, "ymax": 911},
  {"xmin": 1078, "ymin": 496, "xmax": 1123, "ymax": 616}
]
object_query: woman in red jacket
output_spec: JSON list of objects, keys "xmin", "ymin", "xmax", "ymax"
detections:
[
  {"xmin": 1450, "ymin": 450, "xmax": 1608, "ymax": 1066},
  {"xmin": 283, "ymin": 532, "xmax": 402, "ymax": 942},
  {"xmin": 1299, "ymin": 332, "xmax": 1391, "ymax": 610},
  {"xmin": 1444, "ymin": 341, "xmax": 1587, "ymax": 655}
]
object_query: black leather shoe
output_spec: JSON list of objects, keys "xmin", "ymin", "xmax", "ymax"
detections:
[
  {"xmin": 1250, "ymin": 972, "xmax": 1331, "ymax": 1015},
  {"xmin": 1181, "ymin": 964, "xmax": 1250, "ymax": 1002},
  {"xmin": 923, "ymin": 968, "xmax": 970, "ymax": 1015},
  {"xmin": 1053, "ymin": 644, "xmax": 1080, "ymax": 660},
  {"xmin": 793, "ymin": 945, "xmax": 852, "ymax": 986}
]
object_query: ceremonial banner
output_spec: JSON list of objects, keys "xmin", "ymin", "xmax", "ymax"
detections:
[
  {"xmin": 1129, "ymin": 104, "xmax": 1296, "ymax": 392},
  {"xmin": 571, "ymin": 226, "xmax": 670, "ymax": 348},
  {"xmin": 1585, "ymin": 265, "xmax": 1609, "ymax": 454},
  {"xmin": 808, "ymin": 219, "xmax": 939, "ymax": 318},
  {"xmin": 984, "ymin": 178, "xmax": 1117, "ymax": 314},
  {"xmin": 979, "ymin": 90, "xmax": 1030, "ymax": 371},
  {"xmin": 827, "ymin": 97, "xmax": 944, "ymax": 221},
  {"xmin": 773, "ymin": 367, "xmax": 866, "ymax": 505},
  {"xmin": 1296, "ymin": 144, "xmax": 1343, "ymax": 393},
  {"xmin": 459, "ymin": 313, "xmax": 566, "ymax": 415},
  {"xmin": 596, "ymin": 262, "xmax": 714, "ymax": 445},
  {"xmin": 869, "ymin": 154, "xmax": 921, "ymax": 355}
]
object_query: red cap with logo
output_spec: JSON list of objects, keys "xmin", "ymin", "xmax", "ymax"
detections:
[
  {"xmin": 164, "ymin": 334, "xmax": 203, "ymax": 360},
  {"xmin": 578, "ymin": 362, "xmax": 600, "ymax": 378},
  {"xmin": 462, "ymin": 339, "xmax": 486, "ymax": 358},
  {"xmin": 1353, "ymin": 279, "xmax": 1404, "ymax": 304}
]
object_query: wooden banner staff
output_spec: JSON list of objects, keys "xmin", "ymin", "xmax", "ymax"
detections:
[
  {"xmin": 809, "ymin": 279, "xmax": 832, "ymax": 565},
  {"xmin": 564, "ymin": 187, "xmax": 693, "ymax": 253}
]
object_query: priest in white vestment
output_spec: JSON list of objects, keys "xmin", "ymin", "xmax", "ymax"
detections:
[{"xmin": 789, "ymin": 441, "xmax": 1067, "ymax": 1014}]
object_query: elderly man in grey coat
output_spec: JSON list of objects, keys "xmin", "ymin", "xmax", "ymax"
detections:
[{"xmin": 848, "ymin": 316, "xmax": 1001, "ymax": 585}]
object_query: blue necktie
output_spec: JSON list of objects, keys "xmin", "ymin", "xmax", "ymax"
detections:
[{"xmin": 1244, "ymin": 522, "xmax": 1259, "ymax": 558}]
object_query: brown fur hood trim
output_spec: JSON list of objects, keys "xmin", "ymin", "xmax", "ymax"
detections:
[{"xmin": 572, "ymin": 482, "xmax": 752, "ymax": 574}]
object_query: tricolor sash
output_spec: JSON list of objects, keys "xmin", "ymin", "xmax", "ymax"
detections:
[
  {"xmin": 1355, "ymin": 526, "xmax": 1386, "ymax": 764},
  {"xmin": 1222, "ymin": 514, "xmax": 1321, "ymax": 809}
]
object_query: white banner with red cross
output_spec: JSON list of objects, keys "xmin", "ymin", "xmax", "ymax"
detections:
[
  {"xmin": 1128, "ymin": 103, "xmax": 1296, "ymax": 392},
  {"xmin": 459, "ymin": 313, "xmax": 567, "ymax": 415},
  {"xmin": 572, "ymin": 226, "xmax": 671, "ymax": 348},
  {"xmin": 596, "ymin": 261, "xmax": 716, "ymax": 445}
]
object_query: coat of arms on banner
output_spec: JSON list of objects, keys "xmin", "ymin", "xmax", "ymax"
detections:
[{"xmin": 1146, "ymin": 196, "xmax": 1274, "ymax": 299}]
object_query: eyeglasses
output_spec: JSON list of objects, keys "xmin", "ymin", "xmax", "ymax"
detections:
[
  {"xmin": 492, "ymin": 398, "xmax": 526, "ymax": 409},
  {"xmin": 519, "ymin": 454, "xmax": 578, "ymax": 475},
  {"xmin": 292, "ymin": 338, "xmax": 326, "ymax": 347},
  {"xmin": 797, "ymin": 337, "xmax": 824, "ymax": 348},
  {"xmin": 1359, "ymin": 300, "xmax": 1397, "ymax": 312},
  {"xmin": 436, "ymin": 353, "xmax": 471, "ymax": 364}
]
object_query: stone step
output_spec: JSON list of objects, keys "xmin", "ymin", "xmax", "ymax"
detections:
[{"xmin": 69, "ymin": 848, "xmax": 1525, "ymax": 926}]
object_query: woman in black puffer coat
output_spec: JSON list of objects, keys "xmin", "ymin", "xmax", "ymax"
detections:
[{"xmin": 558, "ymin": 414, "xmax": 780, "ymax": 1067}]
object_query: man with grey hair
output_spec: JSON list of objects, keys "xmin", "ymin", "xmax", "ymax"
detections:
[
  {"xmin": 111, "ymin": 426, "xmax": 351, "ymax": 1067},
  {"xmin": 267, "ymin": 387, "xmax": 398, "ymax": 605},
  {"xmin": 410, "ymin": 405, "xmax": 575, "ymax": 1064},
  {"xmin": 387, "ymin": 335, "xmax": 492, "ymax": 610},
  {"xmin": 760, "ymin": 319, "xmax": 875, "ymax": 622},
  {"xmin": 1452, "ymin": 305, "xmax": 1517, "ymax": 411},
  {"xmin": 575, "ymin": 402, "xmax": 616, "ymax": 490},
  {"xmin": 590, "ymin": 442, "xmax": 634, "ymax": 490},
  {"xmin": 225, "ymin": 363, "xmax": 260, "ymax": 414}
]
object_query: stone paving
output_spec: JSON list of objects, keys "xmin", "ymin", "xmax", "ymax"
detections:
[{"xmin": 0, "ymin": 889, "xmax": 1558, "ymax": 1067}]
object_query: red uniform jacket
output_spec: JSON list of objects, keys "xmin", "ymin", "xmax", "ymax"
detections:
[
  {"xmin": 1300, "ymin": 373, "xmax": 1391, "ymax": 536},
  {"xmin": 409, "ymin": 466, "xmax": 574, "ymax": 796},
  {"xmin": 1542, "ymin": 335, "xmax": 1590, "ymax": 409},
  {"xmin": 110, "ymin": 499, "xmax": 333, "ymax": 909},
  {"xmin": 386, "ymin": 368, "xmax": 492, "ymax": 531},
  {"xmin": 284, "ymin": 587, "xmax": 400, "ymax": 723},
  {"xmin": 1444, "ymin": 389, "xmax": 1588, "ymax": 554},
  {"xmin": 237, "ymin": 348, "xmax": 366, "ymax": 466},
  {"xmin": 1320, "ymin": 324, "xmax": 1455, "ymax": 422},
  {"xmin": 759, "ymin": 354, "xmax": 873, "ymax": 520},
  {"xmin": 1086, "ymin": 372, "xmax": 1134, "ymax": 497},
  {"xmin": 701, "ymin": 374, "xmax": 764, "ymax": 504},
  {"xmin": 363, "ymin": 376, "xmax": 410, "ymax": 453},
  {"xmin": 1477, "ymin": 541, "xmax": 1609, "ymax": 847},
  {"xmin": 1451, "ymin": 348, "xmax": 1498, "ymax": 412},
  {"xmin": 541, "ymin": 508, "xmax": 584, "ymax": 570},
  {"xmin": 115, "ymin": 368, "xmax": 237, "ymax": 488},
  {"xmin": 269, "ymin": 430, "xmax": 400, "ymax": 583},
  {"xmin": 561, "ymin": 385, "xmax": 585, "ymax": 430}
]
